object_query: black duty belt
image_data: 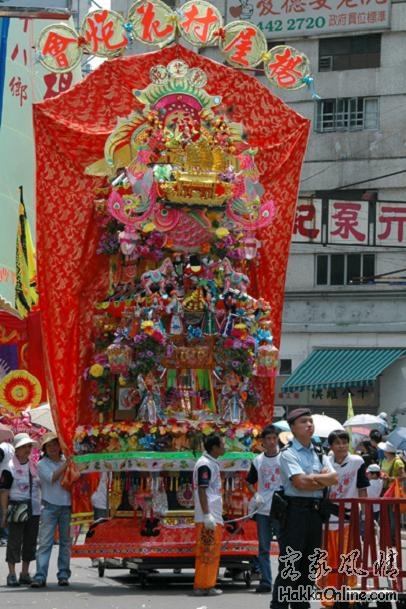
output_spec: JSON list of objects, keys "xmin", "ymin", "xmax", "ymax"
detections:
[{"xmin": 286, "ymin": 497, "xmax": 323, "ymax": 510}]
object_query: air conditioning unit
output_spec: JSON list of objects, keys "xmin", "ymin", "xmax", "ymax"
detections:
[{"xmin": 319, "ymin": 55, "xmax": 333, "ymax": 72}]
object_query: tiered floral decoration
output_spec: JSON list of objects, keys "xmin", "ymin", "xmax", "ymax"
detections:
[{"xmin": 74, "ymin": 60, "xmax": 280, "ymax": 455}]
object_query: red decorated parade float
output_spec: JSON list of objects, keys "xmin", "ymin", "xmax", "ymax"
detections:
[{"xmin": 33, "ymin": 0, "xmax": 311, "ymax": 584}]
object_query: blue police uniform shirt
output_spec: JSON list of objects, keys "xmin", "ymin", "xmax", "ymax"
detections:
[{"xmin": 279, "ymin": 437, "xmax": 334, "ymax": 498}]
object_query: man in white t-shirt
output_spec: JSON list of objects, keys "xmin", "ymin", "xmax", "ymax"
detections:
[
  {"xmin": 319, "ymin": 429, "xmax": 369, "ymax": 607},
  {"xmin": 192, "ymin": 433, "xmax": 225, "ymax": 597},
  {"xmin": 246, "ymin": 424, "xmax": 281, "ymax": 593}
]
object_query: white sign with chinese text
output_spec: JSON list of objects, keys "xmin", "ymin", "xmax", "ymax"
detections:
[
  {"xmin": 0, "ymin": 16, "xmax": 81, "ymax": 305},
  {"xmin": 226, "ymin": 0, "xmax": 391, "ymax": 39},
  {"xmin": 376, "ymin": 202, "xmax": 406, "ymax": 247},
  {"xmin": 328, "ymin": 199, "xmax": 369, "ymax": 245},
  {"xmin": 292, "ymin": 198, "xmax": 322, "ymax": 243}
]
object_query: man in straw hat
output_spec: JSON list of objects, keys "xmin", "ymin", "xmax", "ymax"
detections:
[
  {"xmin": 31, "ymin": 432, "xmax": 72, "ymax": 588},
  {"xmin": 270, "ymin": 408, "xmax": 338, "ymax": 609}
]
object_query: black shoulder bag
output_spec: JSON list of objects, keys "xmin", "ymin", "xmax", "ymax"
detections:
[{"xmin": 6, "ymin": 471, "xmax": 33, "ymax": 524}]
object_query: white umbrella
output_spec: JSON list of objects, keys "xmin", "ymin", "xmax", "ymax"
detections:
[
  {"xmin": 311, "ymin": 414, "xmax": 344, "ymax": 438},
  {"xmin": 343, "ymin": 414, "xmax": 386, "ymax": 432},
  {"xmin": 25, "ymin": 403, "xmax": 56, "ymax": 432},
  {"xmin": 273, "ymin": 420, "xmax": 290, "ymax": 432}
]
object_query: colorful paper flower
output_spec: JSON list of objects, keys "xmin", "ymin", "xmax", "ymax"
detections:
[
  {"xmin": 0, "ymin": 370, "xmax": 41, "ymax": 412},
  {"xmin": 89, "ymin": 363, "xmax": 105, "ymax": 378}
]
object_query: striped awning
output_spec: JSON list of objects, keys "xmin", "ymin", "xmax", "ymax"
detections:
[{"xmin": 281, "ymin": 348, "xmax": 406, "ymax": 392}]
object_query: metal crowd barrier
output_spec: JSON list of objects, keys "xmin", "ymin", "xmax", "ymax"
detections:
[{"xmin": 322, "ymin": 496, "xmax": 406, "ymax": 604}]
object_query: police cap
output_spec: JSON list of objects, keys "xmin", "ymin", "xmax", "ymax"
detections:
[{"xmin": 287, "ymin": 408, "xmax": 312, "ymax": 426}]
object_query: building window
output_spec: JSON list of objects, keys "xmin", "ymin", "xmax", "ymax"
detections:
[
  {"xmin": 315, "ymin": 97, "xmax": 379, "ymax": 133},
  {"xmin": 319, "ymin": 34, "xmax": 381, "ymax": 71},
  {"xmin": 316, "ymin": 254, "xmax": 375, "ymax": 286},
  {"xmin": 279, "ymin": 359, "xmax": 292, "ymax": 375}
]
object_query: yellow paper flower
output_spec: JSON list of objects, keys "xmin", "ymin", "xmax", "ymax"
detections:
[
  {"xmin": 215, "ymin": 227, "xmax": 229, "ymax": 238},
  {"xmin": 118, "ymin": 375, "xmax": 127, "ymax": 386},
  {"xmin": 89, "ymin": 364, "xmax": 104, "ymax": 378},
  {"xmin": 141, "ymin": 320, "xmax": 154, "ymax": 329},
  {"xmin": 142, "ymin": 222, "xmax": 156, "ymax": 233}
]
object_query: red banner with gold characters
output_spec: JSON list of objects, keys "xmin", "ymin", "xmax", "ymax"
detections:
[{"xmin": 33, "ymin": 44, "xmax": 309, "ymax": 451}]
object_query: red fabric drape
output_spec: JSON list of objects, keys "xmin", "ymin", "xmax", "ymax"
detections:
[{"xmin": 34, "ymin": 44, "xmax": 309, "ymax": 451}]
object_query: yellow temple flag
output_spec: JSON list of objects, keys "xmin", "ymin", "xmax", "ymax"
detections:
[
  {"xmin": 15, "ymin": 186, "xmax": 38, "ymax": 318},
  {"xmin": 347, "ymin": 392, "xmax": 355, "ymax": 451},
  {"xmin": 347, "ymin": 392, "xmax": 355, "ymax": 420}
]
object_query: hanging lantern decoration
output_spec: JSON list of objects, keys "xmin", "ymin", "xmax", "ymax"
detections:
[
  {"xmin": 128, "ymin": 0, "xmax": 176, "ymax": 47},
  {"xmin": 107, "ymin": 343, "xmax": 133, "ymax": 375},
  {"xmin": 37, "ymin": 24, "xmax": 82, "ymax": 73},
  {"xmin": 219, "ymin": 21, "xmax": 267, "ymax": 69},
  {"xmin": 256, "ymin": 344, "xmax": 279, "ymax": 378},
  {"xmin": 177, "ymin": 0, "xmax": 223, "ymax": 47},
  {"xmin": 242, "ymin": 235, "xmax": 260, "ymax": 260},
  {"xmin": 264, "ymin": 45, "xmax": 310, "ymax": 90}
]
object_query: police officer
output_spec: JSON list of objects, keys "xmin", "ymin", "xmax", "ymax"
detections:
[{"xmin": 270, "ymin": 408, "xmax": 338, "ymax": 609}]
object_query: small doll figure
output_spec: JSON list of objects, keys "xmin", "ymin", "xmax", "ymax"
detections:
[
  {"xmin": 220, "ymin": 371, "xmax": 247, "ymax": 424},
  {"xmin": 183, "ymin": 254, "xmax": 204, "ymax": 292},
  {"xmin": 220, "ymin": 293, "xmax": 237, "ymax": 337},
  {"xmin": 129, "ymin": 296, "xmax": 144, "ymax": 338},
  {"xmin": 137, "ymin": 371, "xmax": 163, "ymax": 424},
  {"xmin": 202, "ymin": 291, "xmax": 217, "ymax": 335},
  {"xmin": 166, "ymin": 290, "xmax": 184, "ymax": 335},
  {"xmin": 173, "ymin": 253, "xmax": 184, "ymax": 279}
]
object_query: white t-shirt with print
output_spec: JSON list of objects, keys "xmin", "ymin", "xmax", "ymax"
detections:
[
  {"xmin": 5, "ymin": 458, "xmax": 41, "ymax": 516},
  {"xmin": 193, "ymin": 453, "xmax": 223, "ymax": 525},
  {"xmin": 251, "ymin": 452, "xmax": 281, "ymax": 516}
]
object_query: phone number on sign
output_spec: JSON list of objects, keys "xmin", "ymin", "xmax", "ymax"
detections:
[{"xmin": 258, "ymin": 16, "xmax": 326, "ymax": 32}]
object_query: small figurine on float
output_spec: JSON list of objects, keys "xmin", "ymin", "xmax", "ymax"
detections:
[
  {"xmin": 166, "ymin": 289, "xmax": 184, "ymax": 335},
  {"xmin": 136, "ymin": 371, "xmax": 163, "ymax": 424},
  {"xmin": 222, "ymin": 257, "xmax": 250, "ymax": 293},
  {"xmin": 183, "ymin": 254, "xmax": 204, "ymax": 292},
  {"xmin": 140, "ymin": 257, "xmax": 175, "ymax": 294},
  {"xmin": 173, "ymin": 253, "xmax": 184, "ymax": 281},
  {"xmin": 219, "ymin": 370, "xmax": 247, "ymax": 424},
  {"xmin": 128, "ymin": 296, "xmax": 144, "ymax": 337},
  {"xmin": 202, "ymin": 290, "xmax": 217, "ymax": 335},
  {"xmin": 220, "ymin": 292, "xmax": 238, "ymax": 337}
]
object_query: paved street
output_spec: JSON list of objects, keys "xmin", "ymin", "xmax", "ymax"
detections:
[
  {"xmin": 0, "ymin": 546, "xmax": 279, "ymax": 609},
  {"xmin": 2, "ymin": 545, "xmax": 405, "ymax": 609}
]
